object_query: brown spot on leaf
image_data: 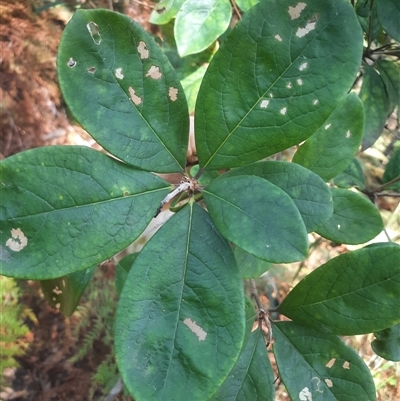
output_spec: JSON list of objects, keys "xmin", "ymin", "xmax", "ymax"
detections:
[
  {"xmin": 145, "ymin": 65, "xmax": 162, "ymax": 80},
  {"xmin": 129, "ymin": 87, "xmax": 142, "ymax": 105},
  {"xmin": 137, "ymin": 41, "xmax": 149, "ymax": 59}
]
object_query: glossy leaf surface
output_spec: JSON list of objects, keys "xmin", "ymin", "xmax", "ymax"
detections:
[
  {"xmin": 0, "ymin": 146, "xmax": 170, "ymax": 279},
  {"xmin": 211, "ymin": 328, "xmax": 275, "ymax": 401},
  {"xmin": 40, "ymin": 266, "xmax": 96, "ymax": 315},
  {"xmin": 360, "ymin": 65, "xmax": 390, "ymax": 150},
  {"xmin": 195, "ymin": 0, "xmax": 363, "ymax": 170},
  {"xmin": 221, "ymin": 161, "xmax": 333, "ymax": 232},
  {"xmin": 377, "ymin": 0, "xmax": 400, "ymax": 41},
  {"xmin": 150, "ymin": 0, "xmax": 186, "ymax": 25},
  {"xmin": 57, "ymin": 9, "xmax": 189, "ymax": 173},
  {"xmin": 372, "ymin": 323, "xmax": 400, "ymax": 362},
  {"xmin": 274, "ymin": 321, "xmax": 376, "ymax": 401},
  {"xmin": 332, "ymin": 158, "xmax": 366, "ymax": 189},
  {"xmin": 293, "ymin": 93, "xmax": 364, "ymax": 181},
  {"xmin": 315, "ymin": 188, "xmax": 383, "ymax": 244},
  {"xmin": 279, "ymin": 243, "xmax": 400, "ymax": 335},
  {"xmin": 115, "ymin": 203, "xmax": 245, "ymax": 401},
  {"xmin": 203, "ymin": 175, "xmax": 308, "ymax": 263},
  {"xmin": 175, "ymin": 0, "xmax": 231, "ymax": 57}
]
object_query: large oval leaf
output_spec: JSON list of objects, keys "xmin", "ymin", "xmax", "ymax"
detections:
[
  {"xmin": 315, "ymin": 188, "xmax": 383, "ymax": 244},
  {"xmin": 376, "ymin": 60, "xmax": 400, "ymax": 113},
  {"xmin": 377, "ymin": 0, "xmax": 400, "ymax": 41},
  {"xmin": 332, "ymin": 158, "xmax": 366, "ymax": 190},
  {"xmin": 293, "ymin": 93, "xmax": 364, "ymax": 181},
  {"xmin": 211, "ymin": 328, "xmax": 275, "ymax": 401},
  {"xmin": 371, "ymin": 323, "xmax": 400, "ymax": 362},
  {"xmin": 203, "ymin": 175, "xmax": 308, "ymax": 263},
  {"xmin": 175, "ymin": 0, "xmax": 232, "ymax": 57},
  {"xmin": 220, "ymin": 161, "xmax": 333, "ymax": 232},
  {"xmin": 57, "ymin": 9, "xmax": 189, "ymax": 173},
  {"xmin": 0, "ymin": 146, "xmax": 171, "ymax": 279},
  {"xmin": 195, "ymin": 0, "xmax": 363, "ymax": 170},
  {"xmin": 273, "ymin": 321, "xmax": 377, "ymax": 401},
  {"xmin": 279, "ymin": 243, "xmax": 400, "ymax": 335},
  {"xmin": 115, "ymin": 203, "xmax": 245, "ymax": 401}
]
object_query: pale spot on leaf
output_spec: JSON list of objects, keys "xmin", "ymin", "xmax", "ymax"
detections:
[
  {"xmin": 260, "ymin": 99, "xmax": 270, "ymax": 108},
  {"xmin": 275, "ymin": 34, "xmax": 283, "ymax": 42},
  {"xmin": 338, "ymin": 224, "xmax": 341, "ymax": 230},
  {"xmin": 129, "ymin": 87, "xmax": 142, "ymax": 105},
  {"xmin": 297, "ymin": 78, "xmax": 303, "ymax": 85},
  {"xmin": 343, "ymin": 361, "xmax": 350, "ymax": 369},
  {"xmin": 286, "ymin": 82, "xmax": 293, "ymax": 89},
  {"xmin": 168, "ymin": 87, "xmax": 178, "ymax": 101},
  {"xmin": 325, "ymin": 379, "xmax": 333, "ymax": 387},
  {"xmin": 55, "ymin": 303, "xmax": 61, "ymax": 309},
  {"xmin": 62, "ymin": 280, "xmax": 66, "ymax": 287},
  {"xmin": 313, "ymin": 99, "xmax": 319, "ymax": 105},
  {"xmin": 137, "ymin": 41, "xmax": 149, "ymax": 59},
  {"xmin": 269, "ymin": 93, "xmax": 274, "ymax": 98},
  {"xmin": 299, "ymin": 387, "xmax": 312, "ymax": 401},
  {"xmin": 296, "ymin": 21, "xmax": 316, "ymax": 38},
  {"xmin": 86, "ymin": 21, "xmax": 101, "ymax": 45},
  {"xmin": 280, "ymin": 107, "xmax": 287, "ymax": 115},
  {"xmin": 6, "ymin": 228, "xmax": 28, "ymax": 252},
  {"xmin": 115, "ymin": 68, "xmax": 124, "ymax": 79},
  {"xmin": 183, "ymin": 318, "xmax": 207, "ymax": 341},
  {"xmin": 288, "ymin": 2, "xmax": 306, "ymax": 20},
  {"xmin": 325, "ymin": 123, "xmax": 331, "ymax": 130},
  {"xmin": 299, "ymin": 62, "xmax": 308, "ymax": 71},
  {"xmin": 53, "ymin": 286, "xmax": 62, "ymax": 295},
  {"xmin": 67, "ymin": 58, "xmax": 76, "ymax": 68},
  {"xmin": 146, "ymin": 65, "xmax": 162, "ymax": 80},
  {"xmin": 346, "ymin": 130, "xmax": 351, "ymax": 138},
  {"xmin": 87, "ymin": 67, "xmax": 96, "ymax": 74},
  {"xmin": 326, "ymin": 358, "xmax": 336, "ymax": 368}
]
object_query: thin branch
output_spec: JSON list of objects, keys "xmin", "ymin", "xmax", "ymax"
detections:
[
  {"xmin": 366, "ymin": 0, "xmax": 374, "ymax": 55},
  {"xmin": 230, "ymin": 0, "xmax": 242, "ymax": 19},
  {"xmin": 375, "ymin": 192, "xmax": 400, "ymax": 197},
  {"xmin": 373, "ymin": 176, "xmax": 400, "ymax": 192}
]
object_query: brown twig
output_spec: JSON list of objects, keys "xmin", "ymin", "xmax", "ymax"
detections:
[{"xmin": 230, "ymin": 0, "xmax": 242, "ymax": 19}]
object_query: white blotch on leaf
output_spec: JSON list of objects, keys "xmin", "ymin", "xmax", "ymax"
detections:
[
  {"xmin": 297, "ymin": 78, "xmax": 303, "ymax": 85},
  {"xmin": 62, "ymin": 280, "xmax": 66, "ymax": 287},
  {"xmin": 86, "ymin": 21, "xmax": 101, "ymax": 45},
  {"xmin": 325, "ymin": 123, "xmax": 331, "ymax": 130},
  {"xmin": 313, "ymin": 99, "xmax": 319, "ymax": 105},
  {"xmin": 269, "ymin": 93, "xmax": 274, "ymax": 98},
  {"xmin": 280, "ymin": 107, "xmax": 287, "ymax": 115},
  {"xmin": 286, "ymin": 82, "xmax": 293, "ymax": 89},
  {"xmin": 346, "ymin": 130, "xmax": 351, "ymax": 138},
  {"xmin": 146, "ymin": 65, "xmax": 162, "ymax": 80},
  {"xmin": 326, "ymin": 358, "xmax": 336, "ymax": 368},
  {"xmin": 6, "ymin": 228, "xmax": 28, "ymax": 252},
  {"xmin": 338, "ymin": 224, "xmax": 341, "ymax": 230},
  {"xmin": 115, "ymin": 68, "xmax": 124, "ymax": 79},
  {"xmin": 299, "ymin": 62, "xmax": 308, "ymax": 71},
  {"xmin": 53, "ymin": 286, "xmax": 62, "ymax": 295},
  {"xmin": 299, "ymin": 387, "xmax": 312, "ymax": 401},
  {"xmin": 275, "ymin": 34, "xmax": 283, "ymax": 42},
  {"xmin": 129, "ymin": 87, "xmax": 142, "ymax": 105},
  {"xmin": 67, "ymin": 58, "xmax": 76, "ymax": 68},
  {"xmin": 87, "ymin": 67, "xmax": 96, "ymax": 74},
  {"xmin": 168, "ymin": 87, "xmax": 178, "ymax": 101},
  {"xmin": 343, "ymin": 361, "xmax": 350, "ymax": 369},
  {"xmin": 260, "ymin": 99, "xmax": 270, "ymax": 108},
  {"xmin": 296, "ymin": 21, "xmax": 317, "ymax": 38},
  {"xmin": 288, "ymin": 2, "xmax": 306, "ymax": 20},
  {"xmin": 55, "ymin": 303, "xmax": 61, "ymax": 309},
  {"xmin": 137, "ymin": 41, "xmax": 149, "ymax": 59},
  {"xmin": 325, "ymin": 379, "xmax": 333, "ymax": 388},
  {"xmin": 183, "ymin": 318, "xmax": 207, "ymax": 341}
]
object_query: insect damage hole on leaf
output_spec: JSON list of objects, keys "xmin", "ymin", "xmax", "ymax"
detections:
[
  {"xmin": 288, "ymin": 2, "xmax": 307, "ymax": 20},
  {"xmin": 129, "ymin": 87, "xmax": 142, "ymax": 105},
  {"xmin": 183, "ymin": 318, "xmax": 207, "ymax": 341},
  {"xmin": 67, "ymin": 57, "xmax": 76, "ymax": 68},
  {"xmin": 115, "ymin": 68, "xmax": 124, "ymax": 79},
  {"xmin": 299, "ymin": 387, "xmax": 312, "ymax": 401},
  {"xmin": 86, "ymin": 21, "xmax": 101, "ymax": 45},
  {"xmin": 296, "ymin": 15, "xmax": 319, "ymax": 38},
  {"xmin": 87, "ymin": 67, "xmax": 96, "ymax": 74},
  {"xmin": 53, "ymin": 286, "xmax": 62, "ymax": 295},
  {"xmin": 6, "ymin": 228, "xmax": 28, "ymax": 252},
  {"xmin": 145, "ymin": 65, "xmax": 162, "ymax": 80},
  {"xmin": 137, "ymin": 41, "xmax": 149, "ymax": 59}
]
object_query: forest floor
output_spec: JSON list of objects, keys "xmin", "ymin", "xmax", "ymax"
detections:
[{"xmin": 1, "ymin": 1, "xmax": 399, "ymax": 401}]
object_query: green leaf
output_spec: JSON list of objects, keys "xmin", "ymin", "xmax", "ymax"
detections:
[
  {"xmin": 115, "ymin": 203, "xmax": 245, "ymax": 401},
  {"xmin": 203, "ymin": 175, "xmax": 308, "ymax": 263},
  {"xmin": 293, "ymin": 93, "xmax": 364, "ymax": 181},
  {"xmin": 315, "ymin": 188, "xmax": 383, "ymax": 244},
  {"xmin": 190, "ymin": 165, "xmax": 220, "ymax": 186},
  {"xmin": 235, "ymin": 0, "xmax": 260, "ymax": 13},
  {"xmin": 211, "ymin": 328, "xmax": 275, "ymax": 401},
  {"xmin": 174, "ymin": 0, "xmax": 232, "ymax": 57},
  {"xmin": 244, "ymin": 296, "xmax": 257, "ymax": 345},
  {"xmin": 220, "ymin": 161, "xmax": 333, "ymax": 233},
  {"xmin": 377, "ymin": 0, "xmax": 400, "ymax": 41},
  {"xmin": 356, "ymin": 0, "xmax": 382, "ymax": 41},
  {"xmin": 181, "ymin": 65, "xmax": 208, "ymax": 113},
  {"xmin": 235, "ymin": 246, "xmax": 272, "ymax": 279},
  {"xmin": 383, "ymin": 145, "xmax": 400, "ymax": 190},
  {"xmin": 150, "ymin": 0, "xmax": 186, "ymax": 25},
  {"xmin": 279, "ymin": 243, "xmax": 400, "ymax": 335},
  {"xmin": 371, "ymin": 323, "xmax": 400, "ymax": 362},
  {"xmin": 0, "ymin": 146, "xmax": 171, "ymax": 279},
  {"xmin": 57, "ymin": 9, "xmax": 189, "ymax": 173},
  {"xmin": 195, "ymin": 0, "xmax": 363, "ymax": 170},
  {"xmin": 360, "ymin": 65, "xmax": 390, "ymax": 151},
  {"xmin": 273, "ymin": 321, "xmax": 377, "ymax": 401},
  {"xmin": 115, "ymin": 253, "xmax": 138, "ymax": 297},
  {"xmin": 376, "ymin": 60, "xmax": 400, "ymax": 113},
  {"xmin": 332, "ymin": 158, "xmax": 366, "ymax": 190},
  {"xmin": 40, "ymin": 266, "xmax": 96, "ymax": 316}
]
